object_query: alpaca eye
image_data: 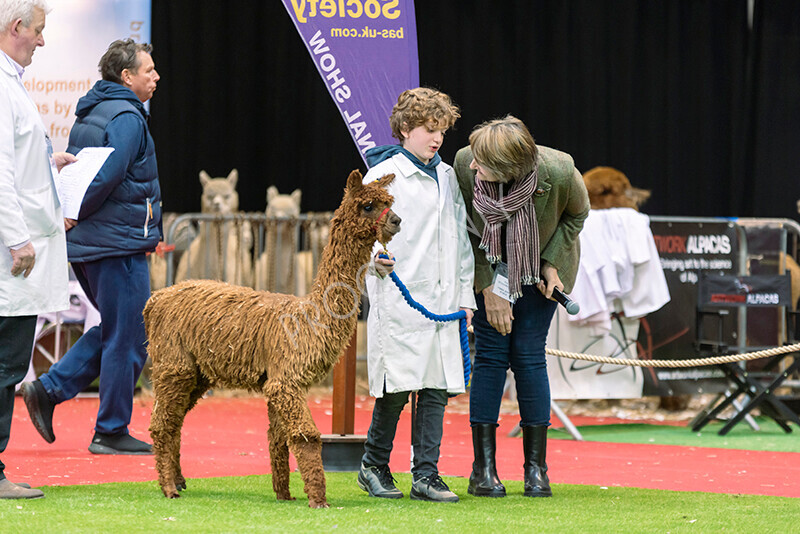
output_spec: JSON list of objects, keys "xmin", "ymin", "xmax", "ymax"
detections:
[{"xmin": 363, "ymin": 204, "xmax": 373, "ymax": 213}]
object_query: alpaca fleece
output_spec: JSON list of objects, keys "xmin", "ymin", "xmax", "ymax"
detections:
[{"xmin": 145, "ymin": 170, "xmax": 399, "ymax": 508}]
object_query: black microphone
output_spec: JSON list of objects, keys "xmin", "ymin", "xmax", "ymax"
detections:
[{"xmin": 552, "ymin": 287, "xmax": 580, "ymax": 315}]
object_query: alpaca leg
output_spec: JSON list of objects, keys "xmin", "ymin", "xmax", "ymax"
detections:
[
  {"xmin": 268, "ymin": 388, "xmax": 327, "ymax": 508},
  {"xmin": 266, "ymin": 406, "xmax": 293, "ymax": 501},
  {"xmin": 150, "ymin": 371, "xmax": 200, "ymax": 498},
  {"xmin": 173, "ymin": 381, "xmax": 210, "ymax": 492}
]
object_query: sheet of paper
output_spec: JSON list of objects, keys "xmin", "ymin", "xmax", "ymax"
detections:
[{"xmin": 56, "ymin": 147, "xmax": 114, "ymax": 219}]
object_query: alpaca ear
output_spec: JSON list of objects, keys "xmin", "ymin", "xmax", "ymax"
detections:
[
  {"xmin": 199, "ymin": 170, "xmax": 211, "ymax": 187},
  {"xmin": 291, "ymin": 189, "xmax": 302, "ymax": 207},
  {"xmin": 227, "ymin": 169, "xmax": 239, "ymax": 188},
  {"xmin": 266, "ymin": 185, "xmax": 278, "ymax": 204},
  {"xmin": 346, "ymin": 169, "xmax": 363, "ymax": 193},
  {"xmin": 377, "ymin": 173, "xmax": 395, "ymax": 188}
]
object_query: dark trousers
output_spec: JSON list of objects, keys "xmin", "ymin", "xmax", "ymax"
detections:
[
  {"xmin": 362, "ymin": 388, "xmax": 449, "ymax": 479},
  {"xmin": 469, "ymin": 286, "xmax": 557, "ymax": 427},
  {"xmin": 0, "ymin": 315, "xmax": 37, "ymax": 479},
  {"xmin": 39, "ymin": 254, "xmax": 150, "ymax": 435}
]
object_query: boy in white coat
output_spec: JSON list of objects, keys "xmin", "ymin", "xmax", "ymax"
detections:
[{"xmin": 357, "ymin": 88, "xmax": 476, "ymax": 502}]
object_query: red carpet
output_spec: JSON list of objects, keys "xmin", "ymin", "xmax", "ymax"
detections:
[{"xmin": 6, "ymin": 394, "xmax": 800, "ymax": 498}]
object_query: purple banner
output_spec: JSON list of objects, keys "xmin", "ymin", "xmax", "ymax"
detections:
[{"xmin": 281, "ymin": 0, "xmax": 419, "ymax": 163}]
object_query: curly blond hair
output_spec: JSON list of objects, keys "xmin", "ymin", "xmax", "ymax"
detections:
[{"xmin": 389, "ymin": 87, "xmax": 460, "ymax": 141}]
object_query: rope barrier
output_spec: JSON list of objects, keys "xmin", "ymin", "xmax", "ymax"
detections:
[{"xmin": 545, "ymin": 343, "xmax": 800, "ymax": 368}]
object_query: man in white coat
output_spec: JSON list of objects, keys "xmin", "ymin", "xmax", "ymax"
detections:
[{"xmin": 0, "ymin": 0, "xmax": 74, "ymax": 499}]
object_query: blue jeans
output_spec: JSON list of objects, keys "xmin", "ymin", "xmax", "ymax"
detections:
[
  {"xmin": 362, "ymin": 388, "xmax": 449, "ymax": 479},
  {"xmin": 469, "ymin": 286, "xmax": 557, "ymax": 427},
  {"xmin": 39, "ymin": 254, "xmax": 150, "ymax": 435}
]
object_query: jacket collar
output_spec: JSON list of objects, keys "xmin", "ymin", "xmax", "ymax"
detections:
[
  {"xmin": 0, "ymin": 51, "xmax": 21, "ymax": 80},
  {"xmin": 392, "ymin": 152, "xmax": 441, "ymax": 181}
]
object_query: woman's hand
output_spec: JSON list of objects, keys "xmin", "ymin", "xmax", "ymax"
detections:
[
  {"xmin": 482, "ymin": 286, "xmax": 513, "ymax": 335},
  {"xmin": 537, "ymin": 262, "xmax": 563, "ymax": 300},
  {"xmin": 64, "ymin": 218, "xmax": 78, "ymax": 231}
]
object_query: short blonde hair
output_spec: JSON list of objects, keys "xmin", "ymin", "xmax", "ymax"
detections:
[
  {"xmin": 469, "ymin": 115, "xmax": 538, "ymax": 183},
  {"xmin": 389, "ymin": 87, "xmax": 460, "ymax": 141}
]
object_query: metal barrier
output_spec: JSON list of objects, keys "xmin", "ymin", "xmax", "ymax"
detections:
[{"xmin": 152, "ymin": 211, "xmax": 334, "ymax": 295}]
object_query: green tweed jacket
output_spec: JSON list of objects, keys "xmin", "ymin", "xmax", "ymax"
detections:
[{"xmin": 453, "ymin": 145, "xmax": 590, "ymax": 295}]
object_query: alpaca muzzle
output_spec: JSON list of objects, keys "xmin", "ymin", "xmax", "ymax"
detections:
[{"xmin": 372, "ymin": 208, "xmax": 401, "ymax": 239}]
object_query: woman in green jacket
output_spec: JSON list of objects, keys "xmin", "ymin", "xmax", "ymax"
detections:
[{"xmin": 454, "ymin": 115, "xmax": 589, "ymax": 498}]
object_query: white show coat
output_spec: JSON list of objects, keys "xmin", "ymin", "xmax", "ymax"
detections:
[
  {"xmin": 364, "ymin": 154, "xmax": 476, "ymax": 398},
  {"xmin": 0, "ymin": 55, "xmax": 69, "ymax": 316}
]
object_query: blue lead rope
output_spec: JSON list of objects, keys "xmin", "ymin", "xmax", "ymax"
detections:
[{"xmin": 378, "ymin": 254, "xmax": 471, "ymax": 387}]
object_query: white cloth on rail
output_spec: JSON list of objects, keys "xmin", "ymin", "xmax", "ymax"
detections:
[{"xmin": 567, "ymin": 208, "xmax": 670, "ymax": 331}]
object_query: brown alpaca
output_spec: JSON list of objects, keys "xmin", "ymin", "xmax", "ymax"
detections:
[
  {"xmin": 144, "ymin": 170, "xmax": 400, "ymax": 508},
  {"xmin": 582, "ymin": 166, "xmax": 651, "ymax": 210}
]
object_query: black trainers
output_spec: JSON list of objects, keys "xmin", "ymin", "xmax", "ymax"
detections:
[
  {"xmin": 357, "ymin": 462, "xmax": 403, "ymax": 498},
  {"xmin": 21, "ymin": 380, "xmax": 56, "ymax": 443},
  {"xmin": 410, "ymin": 474, "xmax": 459, "ymax": 503},
  {"xmin": 88, "ymin": 431, "xmax": 153, "ymax": 455}
]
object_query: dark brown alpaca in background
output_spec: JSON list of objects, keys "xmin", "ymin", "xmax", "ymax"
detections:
[
  {"xmin": 144, "ymin": 170, "xmax": 400, "ymax": 508},
  {"xmin": 582, "ymin": 166, "xmax": 651, "ymax": 211}
]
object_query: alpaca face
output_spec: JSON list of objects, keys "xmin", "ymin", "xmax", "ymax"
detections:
[
  {"xmin": 265, "ymin": 186, "xmax": 302, "ymax": 218},
  {"xmin": 342, "ymin": 170, "xmax": 401, "ymax": 245},
  {"xmin": 199, "ymin": 169, "xmax": 240, "ymax": 214}
]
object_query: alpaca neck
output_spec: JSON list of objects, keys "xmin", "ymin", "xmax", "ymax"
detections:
[{"xmin": 308, "ymin": 224, "xmax": 373, "ymax": 325}]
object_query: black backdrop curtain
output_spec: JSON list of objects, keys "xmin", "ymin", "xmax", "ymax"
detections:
[{"xmin": 150, "ymin": 0, "xmax": 800, "ymax": 222}]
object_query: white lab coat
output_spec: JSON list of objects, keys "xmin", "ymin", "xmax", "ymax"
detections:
[
  {"xmin": 0, "ymin": 55, "xmax": 69, "ymax": 316},
  {"xmin": 364, "ymin": 154, "xmax": 476, "ymax": 397}
]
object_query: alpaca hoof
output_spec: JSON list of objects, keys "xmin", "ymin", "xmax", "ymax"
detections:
[
  {"xmin": 161, "ymin": 484, "xmax": 181, "ymax": 499},
  {"xmin": 177, "ymin": 482, "xmax": 186, "ymax": 491},
  {"xmin": 309, "ymin": 500, "xmax": 329, "ymax": 509},
  {"xmin": 277, "ymin": 494, "xmax": 296, "ymax": 502}
]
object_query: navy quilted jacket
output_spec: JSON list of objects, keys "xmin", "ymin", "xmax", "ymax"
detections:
[{"xmin": 65, "ymin": 80, "xmax": 161, "ymax": 262}]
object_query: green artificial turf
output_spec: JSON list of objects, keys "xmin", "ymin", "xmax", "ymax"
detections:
[
  {"xmin": 548, "ymin": 417, "xmax": 800, "ymax": 452},
  {"xmin": 1, "ymin": 473, "xmax": 798, "ymax": 533}
]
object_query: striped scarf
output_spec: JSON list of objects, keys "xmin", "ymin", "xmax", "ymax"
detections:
[{"xmin": 472, "ymin": 169, "xmax": 540, "ymax": 301}]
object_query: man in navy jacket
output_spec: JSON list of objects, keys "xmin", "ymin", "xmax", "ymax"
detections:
[{"xmin": 22, "ymin": 39, "xmax": 162, "ymax": 455}]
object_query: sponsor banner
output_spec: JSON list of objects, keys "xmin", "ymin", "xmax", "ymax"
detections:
[
  {"xmin": 700, "ymin": 273, "xmax": 791, "ymax": 307},
  {"xmin": 24, "ymin": 1, "xmax": 151, "ymax": 152},
  {"xmin": 280, "ymin": 0, "xmax": 419, "ymax": 162},
  {"xmin": 639, "ymin": 220, "xmax": 740, "ymax": 395}
]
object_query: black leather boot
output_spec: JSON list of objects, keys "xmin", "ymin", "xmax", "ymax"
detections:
[
  {"xmin": 468, "ymin": 424, "xmax": 506, "ymax": 497},
  {"xmin": 522, "ymin": 425, "xmax": 552, "ymax": 497}
]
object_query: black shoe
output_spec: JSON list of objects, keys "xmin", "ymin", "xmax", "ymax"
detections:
[
  {"xmin": 88, "ymin": 431, "xmax": 153, "ymax": 455},
  {"xmin": 357, "ymin": 463, "xmax": 403, "ymax": 498},
  {"xmin": 21, "ymin": 380, "xmax": 56, "ymax": 443},
  {"xmin": 410, "ymin": 474, "xmax": 459, "ymax": 503}
]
